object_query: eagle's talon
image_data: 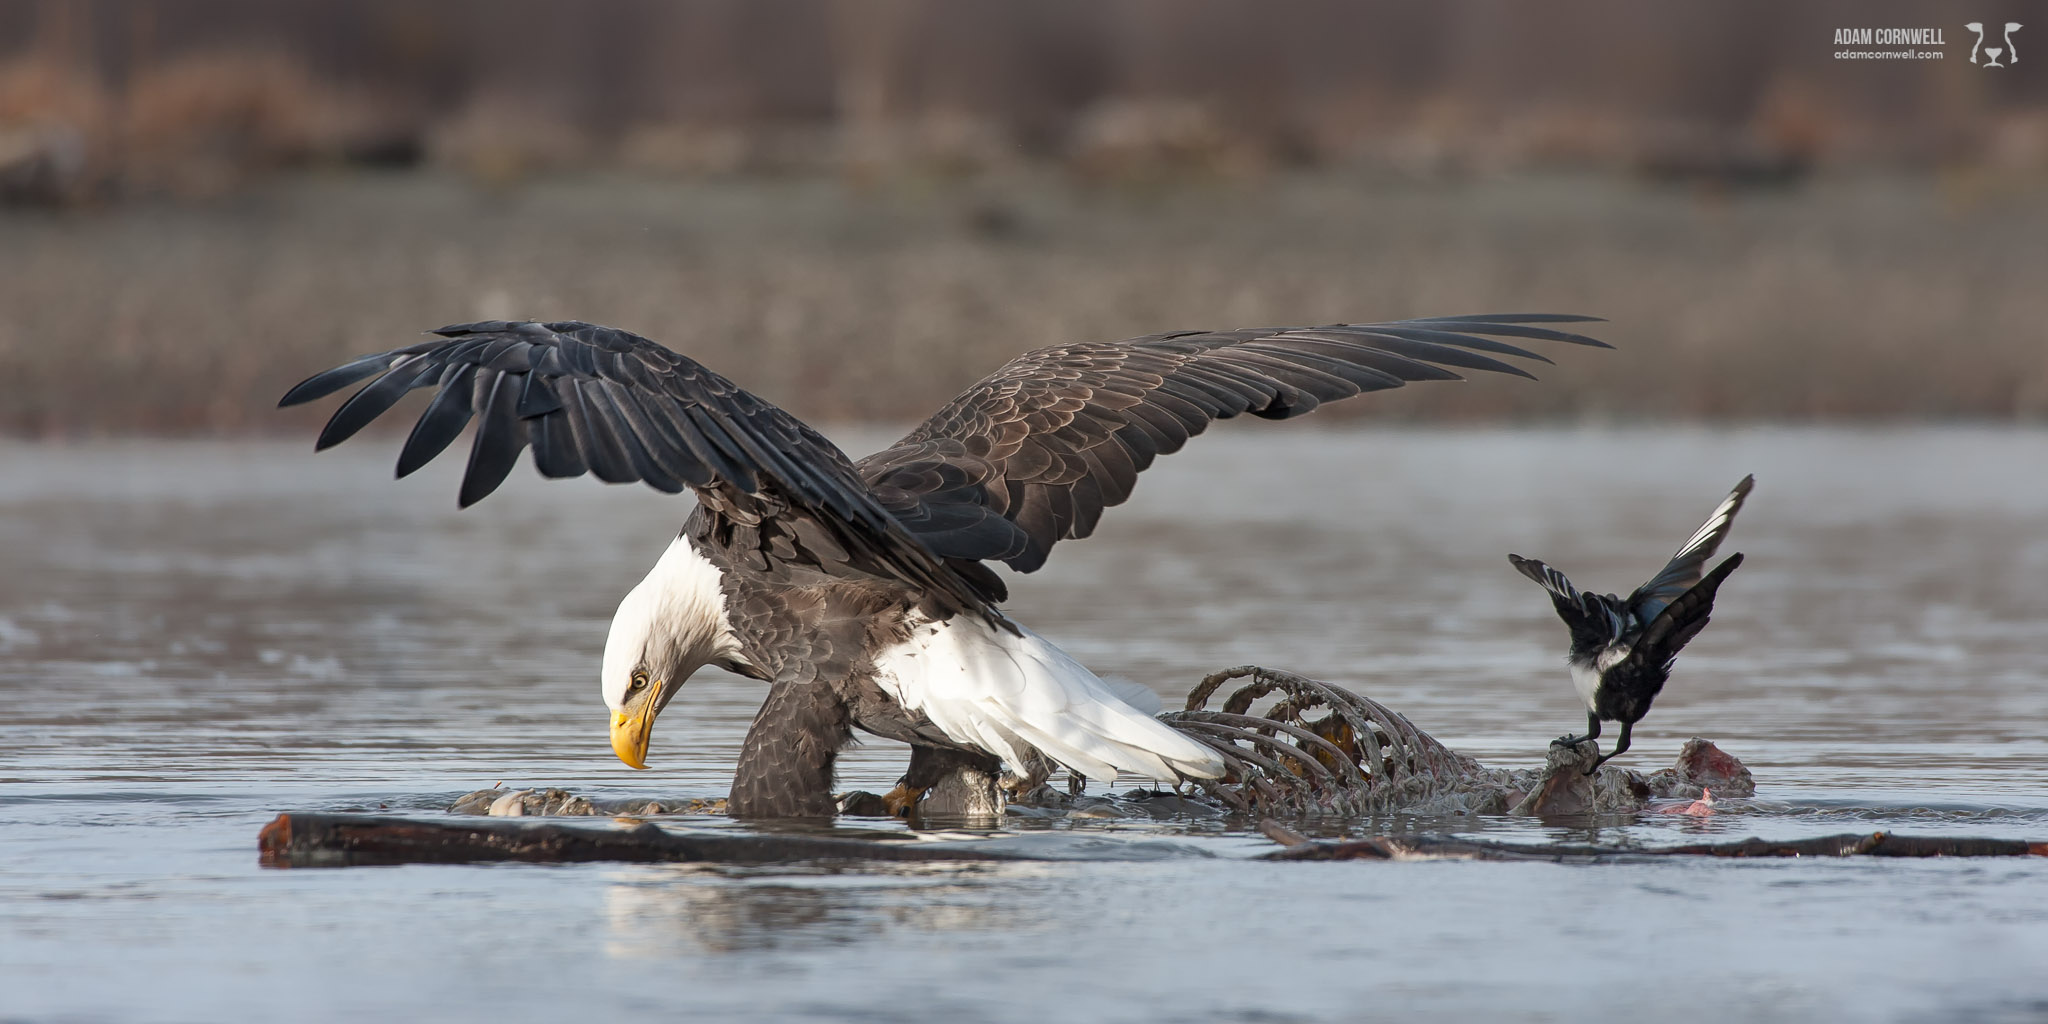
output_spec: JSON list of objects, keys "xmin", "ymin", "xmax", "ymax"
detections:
[{"xmin": 880, "ymin": 783, "xmax": 927, "ymax": 818}]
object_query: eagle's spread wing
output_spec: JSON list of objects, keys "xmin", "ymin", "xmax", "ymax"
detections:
[
  {"xmin": 1628, "ymin": 475, "xmax": 1754, "ymax": 622},
  {"xmin": 860, "ymin": 315, "xmax": 1608, "ymax": 572},
  {"xmin": 278, "ymin": 320, "xmax": 1002, "ymax": 623}
]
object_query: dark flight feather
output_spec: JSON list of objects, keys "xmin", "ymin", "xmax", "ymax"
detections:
[
  {"xmin": 459, "ymin": 373, "xmax": 525, "ymax": 508},
  {"xmin": 277, "ymin": 353, "xmax": 393, "ymax": 407},
  {"xmin": 395, "ymin": 363, "xmax": 476, "ymax": 478},
  {"xmin": 315, "ymin": 356, "xmax": 437, "ymax": 451}
]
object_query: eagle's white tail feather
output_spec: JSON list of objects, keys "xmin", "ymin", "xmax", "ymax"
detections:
[
  {"xmin": 872, "ymin": 617, "xmax": 1224, "ymax": 783},
  {"xmin": 1101, "ymin": 675, "xmax": 1165, "ymax": 715}
]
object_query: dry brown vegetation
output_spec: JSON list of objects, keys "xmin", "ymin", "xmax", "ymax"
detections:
[
  {"xmin": 4, "ymin": 171, "xmax": 2042, "ymax": 433},
  {"xmin": 2, "ymin": 1, "xmax": 2041, "ymax": 432},
  {"xmin": 2, "ymin": 0, "xmax": 2046, "ymax": 202}
]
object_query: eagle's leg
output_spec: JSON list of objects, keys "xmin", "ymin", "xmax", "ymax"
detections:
[
  {"xmin": 1558, "ymin": 712, "xmax": 1602, "ymax": 750},
  {"xmin": 729, "ymin": 680, "xmax": 852, "ymax": 819},
  {"xmin": 887, "ymin": 745, "xmax": 1003, "ymax": 818},
  {"xmin": 1585, "ymin": 720, "xmax": 1633, "ymax": 776}
]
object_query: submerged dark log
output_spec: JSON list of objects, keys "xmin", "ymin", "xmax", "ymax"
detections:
[
  {"xmin": 1258, "ymin": 829, "xmax": 2048, "ymax": 862},
  {"xmin": 260, "ymin": 812, "xmax": 2047, "ymax": 868},
  {"xmin": 257, "ymin": 813, "xmax": 1038, "ymax": 868}
]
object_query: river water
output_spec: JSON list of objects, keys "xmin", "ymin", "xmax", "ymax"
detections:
[{"xmin": 4, "ymin": 428, "xmax": 2046, "ymax": 1022}]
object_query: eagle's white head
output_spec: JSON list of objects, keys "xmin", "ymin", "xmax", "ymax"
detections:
[{"xmin": 602, "ymin": 535, "xmax": 746, "ymax": 769}]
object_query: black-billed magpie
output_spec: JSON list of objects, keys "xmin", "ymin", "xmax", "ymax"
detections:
[{"xmin": 1509, "ymin": 476, "xmax": 1752, "ymax": 773}]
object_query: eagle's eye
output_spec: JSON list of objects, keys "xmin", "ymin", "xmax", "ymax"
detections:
[{"xmin": 628, "ymin": 670, "xmax": 649, "ymax": 693}]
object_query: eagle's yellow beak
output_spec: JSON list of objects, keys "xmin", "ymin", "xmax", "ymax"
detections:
[{"xmin": 610, "ymin": 705, "xmax": 656, "ymax": 770}]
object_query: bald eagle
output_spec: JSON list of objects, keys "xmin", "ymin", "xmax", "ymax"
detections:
[{"xmin": 281, "ymin": 315, "xmax": 1606, "ymax": 816}]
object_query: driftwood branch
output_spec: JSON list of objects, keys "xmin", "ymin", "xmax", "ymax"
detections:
[
  {"xmin": 1257, "ymin": 827, "xmax": 2048, "ymax": 862},
  {"xmin": 257, "ymin": 813, "xmax": 1033, "ymax": 868},
  {"xmin": 257, "ymin": 812, "xmax": 2046, "ymax": 868}
]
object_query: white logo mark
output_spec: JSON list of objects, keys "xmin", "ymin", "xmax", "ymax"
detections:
[{"xmin": 1965, "ymin": 21, "xmax": 2021, "ymax": 66}]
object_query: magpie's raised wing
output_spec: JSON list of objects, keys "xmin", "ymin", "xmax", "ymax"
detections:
[
  {"xmin": 1510, "ymin": 553, "xmax": 1624, "ymax": 654},
  {"xmin": 1629, "ymin": 475, "xmax": 1754, "ymax": 622}
]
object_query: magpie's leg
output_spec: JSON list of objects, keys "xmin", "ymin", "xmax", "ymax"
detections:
[
  {"xmin": 1585, "ymin": 720, "xmax": 1633, "ymax": 775},
  {"xmin": 1557, "ymin": 713, "xmax": 1602, "ymax": 748}
]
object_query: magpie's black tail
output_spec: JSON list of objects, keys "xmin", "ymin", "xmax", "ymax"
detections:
[{"xmin": 1629, "ymin": 551, "xmax": 1744, "ymax": 672}]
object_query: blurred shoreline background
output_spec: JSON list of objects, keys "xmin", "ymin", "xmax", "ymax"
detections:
[{"xmin": 2, "ymin": 0, "xmax": 2043, "ymax": 435}]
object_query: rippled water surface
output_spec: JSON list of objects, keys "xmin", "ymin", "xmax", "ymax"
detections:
[{"xmin": 5, "ymin": 428, "xmax": 2047, "ymax": 1023}]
